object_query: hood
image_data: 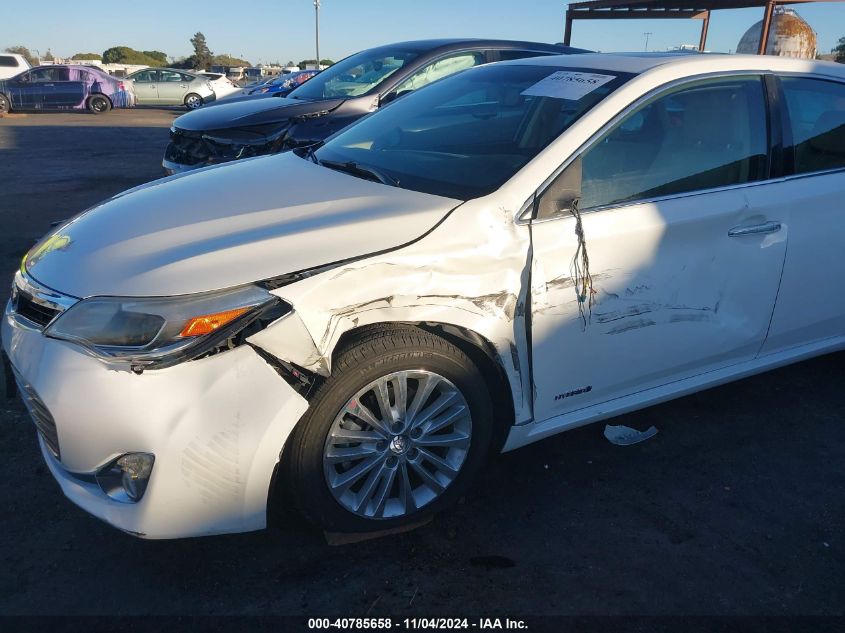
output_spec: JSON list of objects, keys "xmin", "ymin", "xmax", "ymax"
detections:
[
  {"xmin": 25, "ymin": 152, "xmax": 460, "ymax": 298},
  {"xmin": 205, "ymin": 92, "xmax": 280, "ymax": 107},
  {"xmin": 173, "ymin": 95, "xmax": 347, "ymax": 132}
]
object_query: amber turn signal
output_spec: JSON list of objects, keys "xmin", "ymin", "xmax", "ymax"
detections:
[{"xmin": 179, "ymin": 307, "xmax": 250, "ymax": 337}]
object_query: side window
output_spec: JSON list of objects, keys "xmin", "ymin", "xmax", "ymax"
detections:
[
  {"xmin": 781, "ymin": 77, "xmax": 845, "ymax": 174},
  {"xmin": 495, "ymin": 50, "xmax": 551, "ymax": 62},
  {"xmin": 29, "ymin": 68, "xmax": 59, "ymax": 82},
  {"xmin": 133, "ymin": 70, "xmax": 156, "ymax": 82},
  {"xmin": 392, "ymin": 52, "xmax": 486, "ymax": 95},
  {"xmin": 0, "ymin": 56, "xmax": 18, "ymax": 68},
  {"xmin": 159, "ymin": 70, "xmax": 184, "ymax": 82},
  {"xmin": 538, "ymin": 76, "xmax": 768, "ymax": 215}
]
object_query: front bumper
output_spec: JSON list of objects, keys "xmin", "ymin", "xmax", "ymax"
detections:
[{"xmin": 2, "ymin": 301, "xmax": 309, "ymax": 539}]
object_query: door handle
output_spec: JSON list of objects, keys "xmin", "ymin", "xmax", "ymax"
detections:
[{"xmin": 728, "ymin": 221, "xmax": 782, "ymax": 237}]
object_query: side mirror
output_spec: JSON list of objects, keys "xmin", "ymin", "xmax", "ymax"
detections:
[{"xmin": 534, "ymin": 157, "xmax": 583, "ymax": 221}]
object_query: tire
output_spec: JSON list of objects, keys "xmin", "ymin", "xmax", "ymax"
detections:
[
  {"xmin": 184, "ymin": 93, "xmax": 203, "ymax": 110},
  {"xmin": 282, "ymin": 326, "xmax": 494, "ymax": 533},
  {"xmin": 87, "ymin": 94, "xmax": 111, "ymax": 114},
  {"xmin": 0, "ymin": 93, "xmax": 10, "ymax": 115}
]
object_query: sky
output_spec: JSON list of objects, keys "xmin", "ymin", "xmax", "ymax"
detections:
[{"xmin": 2, "ymin": 0, "xmax": 843, "ymax": 64}]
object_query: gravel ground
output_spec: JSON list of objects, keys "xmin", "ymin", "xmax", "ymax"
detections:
[{"xmin": 0, "ymin": 109, "xmax": 842, "ymax": 618}]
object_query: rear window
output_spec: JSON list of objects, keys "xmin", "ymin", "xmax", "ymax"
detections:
[{"xmin": 0, "ymin": 56, "xmax": 21, "ymax": 68}]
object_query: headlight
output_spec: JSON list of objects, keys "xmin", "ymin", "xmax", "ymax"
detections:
[{"xmin": 44, "ymin": 284, "xmax": 289, "ymax": 371}]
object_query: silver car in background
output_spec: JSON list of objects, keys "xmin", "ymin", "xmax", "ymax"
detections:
[{"xmin": 125, "ymin": 68, "xmax": 216, "ymax": 109}]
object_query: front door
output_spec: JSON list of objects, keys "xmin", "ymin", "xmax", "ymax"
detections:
[
  {"xmin": 529, "ymin": 75, "xmax": 787, "ymax": 423},
  {"xmin": 10, "ymin": 69, "xmax": 50, "ymax": 108},
  {"xmin": 131, "ymin": 70, "xmax": 159, "ymax": 104}
]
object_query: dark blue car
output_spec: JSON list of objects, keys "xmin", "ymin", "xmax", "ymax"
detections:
[
  {"xmin": 0, "ymin": 65, "xmax": 136, "ymax": 114},
  {"xmin": 248, "ymin": 70, "xmax": 320, "ymax": 97}
]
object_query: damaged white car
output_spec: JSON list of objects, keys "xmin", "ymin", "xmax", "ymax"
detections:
[{"xmin": 4, "ymin": 53, "xmax": 845, "ymax": 538}]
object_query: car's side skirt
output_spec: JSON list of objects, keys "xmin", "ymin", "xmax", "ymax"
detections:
[{"xmin": 503, "ymin": 334, "xmax": 845, "ymax": 452}]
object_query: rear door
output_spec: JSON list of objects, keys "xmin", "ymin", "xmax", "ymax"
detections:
[
  {"xmin": 759, "ymin": 75, "xmax": 845, "ymax": 353},
  {"xmin": 529, "ymin": 75, "xmax": 787, "ymax": 422},
  {"xmin": 41, "ymin": 67, "xmax": 83, "ymax": 108},
  {"xmin": 131, "ymin": 70, "xmax": 159, "ymax": 104},
  {"xmin": 157, "ymin": 70, "xmax": 190, "ymax": 104}
]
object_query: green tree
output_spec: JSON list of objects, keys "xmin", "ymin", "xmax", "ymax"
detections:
[
  {"xmin": 142, "ymin": 50, "xmax": 168, "ymax": 64},
  {"xmin": 4, "ymin": 46, "xmax": 37, "ymax": 65},
  {"xmin": 72, "ymin": 53, "xmax": 102, "ymax": 60},
  {"xmin": 297, "ymin": 59, "xmax": 333, "ymax": 69},
  {"xmin": 834, "ymin": 36, "xmax": 845, "ymax": 63},
  {"xmin": 212, "ymin": 54, "xmax": 251, "ymax": 67},
  {"xmin": 42, "ymin": 49, "xmax": 55, "ymax": 61},
  {"xmin": 170, "ymin": 56, "xmax": 196, "ymax": 70},
  {"xmin": 189, "ymin": 32, "xmax": 212, "ymax": 70},
  {"xmin": 102, "ymin": 46, "xmax": 166, "ymax": 66}
]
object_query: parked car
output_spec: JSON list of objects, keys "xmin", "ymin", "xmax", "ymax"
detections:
[
  {"xmin": 162, "ymin": 39, "xmax": 587, "ymax": 174},
  {"xmin": 0, "ymin": 65, "xmax": 135, "ymax": 114},
  {"xmin": 7, "ymin": 53, "xmax": 845, "ymax": 539},
  {"xmin": 197, "ymin": 71, "xmax": 241, "ymax": 100},
  {"xmin": 247, "ymin": 70, "xmax": 320, "ymax": 96},
  {"xmin": 125, "ymin": 68, "xmax": 215, "ymax": 109},
  {"xmin": 0, "ymin": 53, "xmax": 32, "ymax": 81}
]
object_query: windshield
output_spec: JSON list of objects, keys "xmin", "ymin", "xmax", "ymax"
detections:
[
  {"xmin": 314, "ymin": 64, "xmax": 634, "ymax": 200},
  {"xmin": 288, "ymin": 46, "xmax": 421, "ymax": 100}
]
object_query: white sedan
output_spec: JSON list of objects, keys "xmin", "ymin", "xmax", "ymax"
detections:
[
  {"xmin": 197, "ymin": 71, "xmax": 241, "ymax": 100},
  {"xmin": 4, "ymin": 53, "xmax": 844, "ymax": 538}
]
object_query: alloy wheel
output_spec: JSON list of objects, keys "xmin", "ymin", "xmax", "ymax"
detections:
[{"xmin": 323, "ymin": 370, "xmax": 472, "ymax": 520}]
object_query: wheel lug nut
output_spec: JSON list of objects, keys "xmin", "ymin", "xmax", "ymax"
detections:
[
  {"xmin": 407, "ymin": 448, "xmax": 418, "ymax": 460},
  {"xmin": 391, "ymin": 423, "xmax": 403, "ymax": 433}
]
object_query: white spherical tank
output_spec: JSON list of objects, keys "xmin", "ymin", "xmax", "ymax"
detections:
[{"xmin": 737, "ymin": 8, "xmax": 817, "ymax": 58}]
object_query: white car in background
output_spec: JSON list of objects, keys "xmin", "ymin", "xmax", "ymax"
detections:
[
  {"xmin": 4, "ymin": 53, "xmax": 844, "ymax": 539},
  {"xmin": 197, "ymin": 71, "xmax": 241, "ymax": 99},
  {"xmin": 0, "ymin": 53, "xmax": 32, "ymax": 80}
]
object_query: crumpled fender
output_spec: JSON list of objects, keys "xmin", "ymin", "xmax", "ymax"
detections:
[{"xmin": 246, "ymin": 196, "xmax": 534, "ymax": 424}]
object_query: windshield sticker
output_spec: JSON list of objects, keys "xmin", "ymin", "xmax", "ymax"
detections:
[{"xmin": 521, "ymin": 71, "xmax": 617, "ymax": 101}]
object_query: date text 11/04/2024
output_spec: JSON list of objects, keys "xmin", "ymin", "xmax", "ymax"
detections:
[{"xmin": 307, "ymin": 618, "xmax": 528, "ymax": 629}]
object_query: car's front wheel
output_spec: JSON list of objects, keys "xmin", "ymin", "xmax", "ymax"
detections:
[
  {"xmin": 283, "ymin": 326, "xmax": 494, "ymax": 533},
  {"xmin": 184, "ymin": 93, "xmax": 203, "ymax": 110},
  {"xmin": 0, "ymin": 93, "xmax": 11, "ymax": 114},
  {"xmin": 87, "ymin": 94, "xmax": 111, "ymax": 114}
]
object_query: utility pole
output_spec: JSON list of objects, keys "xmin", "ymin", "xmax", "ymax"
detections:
[
  {"xmin": 643, "ymin": 32, "xmax": 653, "ymax": 52},
  {"xmin": 314, "ymin": 0, "xmax": 321, "ymax": 68}
]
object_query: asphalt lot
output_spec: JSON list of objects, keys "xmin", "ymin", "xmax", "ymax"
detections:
[{"xmin": 0, "ymin": 108, "xmax": 843, "ymax": 618}]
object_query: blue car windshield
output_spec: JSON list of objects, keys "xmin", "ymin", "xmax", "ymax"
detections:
[
  {"xmin": 314, "ymin": 64, "xmax": 633, "ymax": 200},
  {"xmin": 288, "ymin": 46, "xmax": 420, "ymax": 100}
]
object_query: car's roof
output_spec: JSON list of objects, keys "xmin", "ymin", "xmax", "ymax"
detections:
[
  {"xmin": 499, "ymin": 51, "xmax": 845, "ymax": 78},
  {"xmin": 377, "ymin": 39, "xmax": 589, "ymax": 55},
  {"xmin": 128, "ymin": 67, "xmax": 199, "ymax": 76}
]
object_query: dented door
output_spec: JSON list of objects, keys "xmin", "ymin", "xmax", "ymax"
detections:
[
  {"xmin": 528, "ymin": 75, "xmax": 785, "ymax": 422},
  {"xmin": 529, "ymin": 188, "xmax": 786, "ymax": 422}
]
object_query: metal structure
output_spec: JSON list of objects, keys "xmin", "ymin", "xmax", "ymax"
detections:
[
  {"xmin": 315, "ymin": 0, "xmax": 321, "ymax": 69},
  {"xmin": 563, "ymin": 0, "xmax": 843, "ymax": 54}
]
